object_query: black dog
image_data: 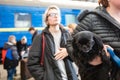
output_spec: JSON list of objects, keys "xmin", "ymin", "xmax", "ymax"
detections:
[{"xmin": 72, "ymin": 31, "xmax": 111, "ymax": 80}]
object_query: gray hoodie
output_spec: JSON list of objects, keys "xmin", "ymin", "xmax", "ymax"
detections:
[{"xmin": 3, "ymin": 42, "xmax": 19, "ymax": 60}]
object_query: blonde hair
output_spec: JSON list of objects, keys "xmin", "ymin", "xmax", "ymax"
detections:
[
  {"xmin": 68, "ymin": 23, "xmax": 77, "ymax": 30},
  {"xmin": 44, "ymin": 5, "xmax": 61, "ymax": 26},
  {"xmin": 98, "ymin": 0, "xmax": 109, "ymax": 8}
]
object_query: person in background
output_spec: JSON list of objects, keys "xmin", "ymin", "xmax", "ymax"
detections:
[
  {"xmin": 27, "ymin": 5, "xmax": 78, "ymax": 80},
  {"xmin": 67, "ymin": 23, "xmax": 81, "ymax": 80},
  {"xmin": 67, "ymin": 0, "xmax": 120, "ymax": 80},
  {"xmin": 3, "ymin": 35, "xmax": 19, "ymax": 80},
  {"xmin": 28, "ymin": 27, "xmax": 38, "ymax": 42},
  {"xmin": 16, "ymin": 36, "xmax": 28, "ymax": 60},
  {"xmin": 67, "ymin": 23, "xmax": 77, "ymax": 35},
  {"xmin": 16, "ymin": 36, "xmax": 32, "ymax": 80}
]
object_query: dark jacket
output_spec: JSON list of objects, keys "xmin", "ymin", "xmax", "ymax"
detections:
[
  {"xmin": 3, "ymin": 42, "xmax": 19, "ymax": 69},
  {"xmin": 16, "ymin": 41, "xmax": 27, "ymax": 59},
  {"xmin": 75, "ymin": 6, "xmax": 120, "ymax": 52},
  {"xmin": 32, "ymin": 30, "xmax": 38, "ymax": 42},
  {"xmin": 27, "ymin": 25, "xmax": 78, "ymax": 80},
  {"xmin": 4, "ymin": 42, "xmax": 19, "ymax": 60},
  {"xmin": 68, "ymin": 6, "xmax": 120, "ymax": 80}
]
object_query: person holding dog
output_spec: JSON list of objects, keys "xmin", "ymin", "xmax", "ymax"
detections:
[
  {"xmin": 67, "ymin": 23, "xmax": 77, "ymax": 35},
  {"xmin": 27, "ymin": 5, "xmax": 78, "ymax": 80},
  {"xmin": 67, "ymin": 0, "xmax": 120, "ymax": 80}
]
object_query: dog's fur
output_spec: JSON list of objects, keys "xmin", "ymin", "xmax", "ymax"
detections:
[{"xmin": 72, "ymin": 31, "xmax": 111, "ymax": 80}]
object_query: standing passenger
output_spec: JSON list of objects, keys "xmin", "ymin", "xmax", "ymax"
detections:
[
  {"xmin": 3, "ymin": 35, "xmax": 19, "ymax": 80},
  {"xmin": 67, "ymin": 23, "xmax": 77, "ymax": 35},
  {"xmin": 67, "ymin": 0, "xmax": 120, "ymax": 80},
  {"xmin": 28, "ymin": 27, "xmax": 38, "ymax": 42},
  {"xmin": 27, "ymin": 5, "xmax": 78, "ymax": 80}
]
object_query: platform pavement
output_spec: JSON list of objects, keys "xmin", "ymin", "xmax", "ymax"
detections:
[
  {"xmin": 0, "ymin": 62, "xmax": 80, "ymax": 80},
  {"xmin": 0, "ymin": 63, "xmax": 34, "ymax": 80}
]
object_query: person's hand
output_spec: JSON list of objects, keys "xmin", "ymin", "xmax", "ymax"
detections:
[
  {"xmin": 88, "ymin": 56, "xmax": 102, "ymax": 66},
  {"xmin": 54, "ymin": 48, "xmax": 68, "ymax": 60},
  {"xmin": 103, "ymin": 44, "xmax": 114, "ymax": 57}
]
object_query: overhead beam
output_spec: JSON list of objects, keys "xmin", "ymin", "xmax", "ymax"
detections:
[{"xmin": 0, "ymin": 0, "xmax": 98, "ymax": 9}]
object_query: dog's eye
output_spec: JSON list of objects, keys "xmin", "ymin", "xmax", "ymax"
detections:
[
  {"xmin": 86, "ymin": 40, "xmax": 95, "ymax": 48},
  {"xmin": 90, "ymin": 40, "xmax": 95, "ymax": 46}
]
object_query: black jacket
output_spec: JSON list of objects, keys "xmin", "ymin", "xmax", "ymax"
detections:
[
  {"xmin": 75, "ymin": 6, "xmax": 120, "ymax": 52},
  {"xmin": 32, "ymin": 30, "xmax": 38, "ymax": 42},
  {"xmin": 68, "ymin": 6, "xmax": 120, "ymax": 80},
  {"xmin": 27, "ymin": 25, "xmax": 78, "ymax": 80}
]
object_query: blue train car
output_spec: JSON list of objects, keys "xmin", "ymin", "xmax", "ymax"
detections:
[
  {"xmin": 0, "ymin": 0, "xmax": 98, "ymax": 63},
  {"xmin": 0, "ymin": 4, "xmax": 80, "ymax": 48}
]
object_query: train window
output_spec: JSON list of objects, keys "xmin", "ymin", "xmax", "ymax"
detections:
[
  {"xmin": 65, "ymin": 14, "xmax": 76, "ymax": 25},
  {"xmin": 15, "ymin": 13, "xmax": 31, "ymax": 28}
]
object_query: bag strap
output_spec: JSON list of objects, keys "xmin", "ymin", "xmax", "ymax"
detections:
[
  {"xmin": 107, "ymin": 48, "xmax": 120, "ymax": 67},
  {"xmin": 40, "ymin": 33, "xmax": 45, "ymax": 66}
]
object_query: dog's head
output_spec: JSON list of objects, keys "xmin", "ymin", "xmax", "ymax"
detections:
[
  {"xmin": 72, "ymin": 31, "xmax": 103, "ymax": 61},
  {"xmin": 72, "ymin": 31, "xmax": 112, "ymax": 80},
  {"xmin": 75, "ymin": 31, "xmax": 95, "ymax": 53}
]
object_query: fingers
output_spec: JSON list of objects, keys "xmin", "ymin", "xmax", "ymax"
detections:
[
  {"xmin": 54, "ymin": 48, "xmax": 68, "ymax": 60},
  {"xmin": 103, "ymin": 44, "xmax": 113, "ymax": 57},
  {"xmin": 104, "ymin": 45, "xmax": 114, "ymax": 50}
]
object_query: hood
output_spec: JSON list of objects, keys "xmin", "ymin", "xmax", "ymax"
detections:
[
  {"xmin": 3, "ymin": 42, "xmax": 14, "ymax": 49},
  {"xmin": 77, "ymin": 6, "xmax": 107, "ymax": 22}
]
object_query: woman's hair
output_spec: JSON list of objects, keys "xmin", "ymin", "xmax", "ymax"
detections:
[
  {"xmin": 98, "ymin": 0, "xmax": 109, "ymax": 8},
  {"xmin": 68, "ymin": 23, "xmax": 77, "ymax": 30},
  {"xmin": 44, "ymin": 5, "xmax": 61, "ymax": 26}
]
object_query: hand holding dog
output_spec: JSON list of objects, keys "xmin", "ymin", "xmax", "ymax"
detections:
[
  {"xmin": 88, "ymin": 56, "xmax": 102, "ymax": 66},
  {"xmin": 54, "ymin": 48, "xmax": 68, "ymax": 60},
  {"xmin": 103, "ymin": 44, "xmax": 114, "ymax": 57}
]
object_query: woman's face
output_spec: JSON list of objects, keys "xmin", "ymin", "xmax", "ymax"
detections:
[
  {"xmin": 109, "ymin": 0, "xmax": 120, "ymax": 9},
  {"xmin": 68, "ymin": 27, "xmax": 74, "ymax": 34},
  {"xmin": 47, "ymin": 9, "xmax": 61, "ymax": 26}
]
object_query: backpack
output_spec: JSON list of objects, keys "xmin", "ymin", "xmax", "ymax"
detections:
[
  {"xmin": 3, "ymin": 48, "xmax": 18, "ymax": 69},
  {"xmin": 1, "ymin": 49, "xmax": 7, "ymax": 64},
  {"xmin": 2, "ymin": 48, "xmax": 13, "ymax": 64}
]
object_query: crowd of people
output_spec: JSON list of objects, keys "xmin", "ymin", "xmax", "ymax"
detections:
[{"xmin": 1, "ymin": 0, "xmax": 120, "ymax": 80}]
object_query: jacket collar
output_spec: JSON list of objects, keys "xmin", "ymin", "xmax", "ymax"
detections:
[
  {"xmin": 78, "ymin": 6, "xmax": 120, "ymax": 30},
  {"xmin": 42, "ymin": 24, "xmax": 67, "ymax": 34},
  {"xmin": 95, "ymin": 6, "xmax": 120, "ymax": 30}
]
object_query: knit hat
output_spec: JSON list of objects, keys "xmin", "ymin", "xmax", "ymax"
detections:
[{"xmin": 21, "ymin": 36, "xmax": 27, "ymax": 43}]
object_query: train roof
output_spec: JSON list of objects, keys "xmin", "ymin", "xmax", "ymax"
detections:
[{"xmin": 0, "ymin": 0, "xmax": 98, "ymax": 10}]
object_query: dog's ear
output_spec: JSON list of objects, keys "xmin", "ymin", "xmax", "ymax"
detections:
[
  {"xmin": 93, "ymin": 34, "xmax": 103, "ymax": 49},
  {"xmin": 72, "ymin": 36, "xmax": 80, "ymax": 58}
]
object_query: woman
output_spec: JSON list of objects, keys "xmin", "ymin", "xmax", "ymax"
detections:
[
  {"xmin": 67, "ymin": 23, "xmax": 77, "ymax": 35},
  {"xmin": 68, "ymin": 0, "xmax": 120, "ymax": 80},
  {"xmin": 27, "ymin": 5, "xmax": 78, "ymax": 80}
]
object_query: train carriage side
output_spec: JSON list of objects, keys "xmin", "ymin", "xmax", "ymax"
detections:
[{"xmin": 0, "ymin": 4, "xmax": 80, "ymax": 63}]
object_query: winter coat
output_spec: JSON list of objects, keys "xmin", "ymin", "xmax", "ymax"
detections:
[
  {"xmin": 75, "ymin": 6, "xmax": 120, "ymax": 52},
  {"xmin": 3, "ymin": 42, "xmax": 19, "ymax": 69},
  {"xmin": 16, "ymin": 41, "xmax": 28, "ymax": 59},
  {"xmin": 27, "ymin": 25, "xmax": 78, "ymax": 80},
  {"xmin": 68, "ymin": 6, "xmax": 120, "ymax": 80},
  {"xmin": 32, "ymin": 30, "xmax": 38, "ymax": 42}
]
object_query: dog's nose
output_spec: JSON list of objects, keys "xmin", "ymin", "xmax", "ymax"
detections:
[
  {"xmin": 81, "ymin": 45, "xmax": 91, "ymax": 53},
  {"xmin": 82, "ymin": 45, "xmax": 87, "ymax": 49}
]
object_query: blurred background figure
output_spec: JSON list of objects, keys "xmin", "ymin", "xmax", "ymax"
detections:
[
  {"xmin": 67, "ymin": 23, "xmax": 81, "ymax": 80},
  {"xmin": 3, "ymin": 35, "xmax": 19, "ymax": 80},
  {"xmin": 28, "ymin": 27, "xmax": 38, "ymax": 42},
  {"xmin": 16, "ymin": 36, "xmax": 28, "ymax": 60},
  {"xmin": 16, "ymin": 36, "xmax": 32, "ymax": 80},
  {"xmin": 67, "ymin": 23, "xmax": 77, "ymax": 35}
]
